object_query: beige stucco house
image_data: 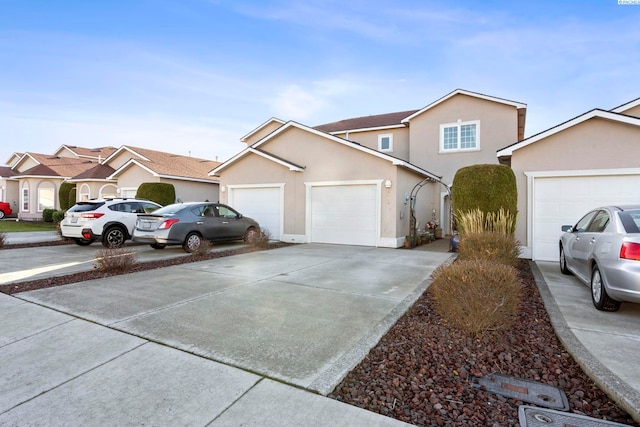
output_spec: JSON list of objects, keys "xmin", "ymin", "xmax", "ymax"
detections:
[
  {"xmin": 2, "ymin": 145, "xmax": 220, "ymax": 220},
  {"xmin": 211, "ymin": 89, "xmax": 526, "ymax": 248},
  {"xmin": 497, "ymin": 98, "xmax": 640, "ymax": 261}
]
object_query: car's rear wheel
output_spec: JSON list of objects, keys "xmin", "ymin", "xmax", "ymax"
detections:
[
  {"xmin": 150, "ymin": 243, "xmax": 166, "ymax": 250},
  {"xmin": 102, "ymin": 226, "xmax": 126, "ymax": 248},
  {"xmin": 183, "ymin": 232, "xmax": 203, "ymax": 253},
  {"xmin": 591, "ymin": 264, "xmax": 621, "ymax": 312},
  {"xmin": 0, "ymin": 210, "xmax": 5, "ymax": 219},
  {"xmin": 74, "ymin": 238, "xmax": 93, "ymax": 246},
  {"xmin": 559, "ymin": 245, "xmax": 571, "ymax": 275}
]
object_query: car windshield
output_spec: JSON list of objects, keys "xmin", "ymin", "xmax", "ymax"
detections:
[
  {"xmin": 150, "ymin": 203, "xmax": 189, "ymax": 215},
  {"xmin": 68, "ymin": 202, "xmax": 105, "ymax": 212},
  {"xmin": 619, "ymin": 209, "xmax": 640, "ymax": 233}
]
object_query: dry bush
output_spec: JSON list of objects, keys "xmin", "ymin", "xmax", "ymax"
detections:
[
  {"xmin": 189, "ymin": 240, "xmax": 212, "ymax": 260},
  {"xmin": 247, "ymin": 228, "xmax": 271, "ymax": 249},
  {"xmin": 95, "ymin": 247, "xmax": 138, "ymax": 272},
  {"xmin": 458, "ymin": 231, "xmax": 522, "ymax": 267},
  {"xmin": 0, "ymin": 232, "xmax": 6, "ymax": 248},
  {"xmin": 430, "ymin": 259, "xmax": 522, "ymax": 338},
  {"xmin": 456, "ymin": 208, "xmax": 516, "ymax": 236}
]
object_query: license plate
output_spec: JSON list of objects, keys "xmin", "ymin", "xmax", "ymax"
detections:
[{"xmin": 71, "ymin": 217, "xmax": 78, "ymax": 223}]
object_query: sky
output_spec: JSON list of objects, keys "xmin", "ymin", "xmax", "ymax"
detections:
[{"xmin": 1, "ymin": 0, "xmax": 639, "ymax": 164}]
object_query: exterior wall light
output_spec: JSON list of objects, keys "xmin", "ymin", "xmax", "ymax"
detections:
[{"xmin": 385, "ymin": 180, "xmax": 392, "ymax": 188}]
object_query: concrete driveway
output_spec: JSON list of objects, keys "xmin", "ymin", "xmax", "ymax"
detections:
[{"xmin": 1, "ymin": 243, "xmax": 453, "ymax": 425}]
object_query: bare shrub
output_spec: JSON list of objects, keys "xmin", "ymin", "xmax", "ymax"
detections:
[
  {"xmin": 430, "ymin": 259, "xmax": 522, "ymax": 338},
  {"xmin": 189, "ymin": 240, "xmax": 212, "ymax": 260},
  {"xmin": 95, "ymin": 247, "xmax": 138, "ymax": 273},
  {"xmin": 0, "ymin": 232, "xmax": 6, "ymax": 248},
  {"xmin": 247, "ymin": 228, "xmax": 271, "ymax": 249},
  {"xmin": 456, "ymin": 208, "xmax": 517, "ymax": 236},
  {"xmin": 458, "ymin": 232, "xmax": 522, "ymax": 267}
]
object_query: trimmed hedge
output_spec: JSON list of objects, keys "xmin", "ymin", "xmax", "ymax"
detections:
[
  {"xmin": 452, "ymin": 164, "xmax": 517, "ymax": 216},
  {"xmin": 136, "ymin": 182, "xmax": 175, "ymax": 206},
  {"xmin": 59, "ymin": 182, "xmax": 76, "ymax": 210}
]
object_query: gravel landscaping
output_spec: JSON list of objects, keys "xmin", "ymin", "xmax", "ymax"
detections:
[{"xmin": 1, "ymin": 241, "xmax": 637, "ymax": 426}]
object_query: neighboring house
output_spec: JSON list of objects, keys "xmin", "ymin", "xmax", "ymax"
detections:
[
  {"xmin": 211, "ymin": 89, "xmax": 526, "ymax": 247},
  {"xmin": 1, "ymin": 144, "xmax": 221, "ymax": 221},
  {"xmin": 497, "ymin": 98, "xmax": 640, "ymax": 261}
]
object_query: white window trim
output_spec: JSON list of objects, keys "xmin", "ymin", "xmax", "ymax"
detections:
[
  {"xmin": 439, "ymin": 120, "xmax": 480, "ymax": 153},
  {"xmin": 22, "ymin": 187, "xmax": 29, "ymax": 212},
  {"xmin": 378, "ymin": 133, "xmax": 393, "ymax": 152}
]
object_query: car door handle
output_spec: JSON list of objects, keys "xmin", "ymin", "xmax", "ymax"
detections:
[
  {"xmin": 590, "ymin": 238, "xmax": 596, "ymax": 244},
  {"xmin": 222, "ymin": 221, "xmax": 229, "ymax": 224},
  {"xmin": 197, "ymin": 221, "xmax": 203, "ymax": 225}
]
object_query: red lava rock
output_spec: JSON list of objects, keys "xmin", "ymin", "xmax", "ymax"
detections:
[{"xmin": 329, "ymin": 260, "xmax": 639, "ymax": 427}]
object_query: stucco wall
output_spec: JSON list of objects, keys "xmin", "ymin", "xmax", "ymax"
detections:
[
  {"xmin": 621, "ymin": 105, "xmax": 640, "ymax": 118},
  {"xmin": 160, "ymin": 178, "xmax": 219, "ymax": 204},
  {"xmin": 243, "ymin": 121, "xmax": 285, "ymax": 145},
  {"xmin": 219, "ymin": 127, "xmax": 412, "ymax": 244},
  {"xmin": 408, "ymin": 94, "xmax": 520, "ymax": 185},
  {"xmin": 344, "ymin": 127, "xmax": 411, "ymax": 161},
  {"xmin": 510, "ymin": 117, "xmax": 640, "ymax": 245},
  {"xmin": 17, "ymin": 178, "xmax": 61, "ymax": 220}
]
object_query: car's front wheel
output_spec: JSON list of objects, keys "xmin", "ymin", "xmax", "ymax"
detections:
[
  {"xmin": 74, "ymin": 238, "xmax": 93, "ymax": 246},
  {"xmin": 0, "ymin": 210, "xmax": 5, "ymax": 219},
  {"xmin": 183, "ymin": 232, "xmax": 203, "ymax": 253},
  {"xmin": 102, "ymin": 226, "xmax": 126, "ymax": 248},
  {"xmin": 559, "ymin": 245, "xmax": 571, "ymax": 275},
  {"xmin": 591, "ymin": 264, "xmax": 621, "ymax": 312}
]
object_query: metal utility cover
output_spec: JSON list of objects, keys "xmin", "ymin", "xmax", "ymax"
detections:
[
  {"xmin": 471, "ymin": 373, "xmax": 569, "ymax": 411},
  {"xmin": 519, "ymin": 405, "xmax": 630, "ymax": 427}
]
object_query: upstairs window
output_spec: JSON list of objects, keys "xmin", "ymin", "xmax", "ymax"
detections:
[
  {"xmin": 440, "ymin": 120, "xmax": 480, "ymax": 152},
  {"xmin": 378, "ymin": 134, "xmax": 393, "ymax": 152}
]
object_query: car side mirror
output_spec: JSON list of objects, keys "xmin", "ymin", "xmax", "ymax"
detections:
[
  {"xmin": 561, "ymin": 225, "xmax": 572, "ymax": 232},
  {"xmin": 237, "ymin": 214, "xmax": 243, "ymax": 219}
]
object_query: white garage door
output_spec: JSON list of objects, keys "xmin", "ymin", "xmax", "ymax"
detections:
[
  {"xmin": 310, "ymin": 184, "xmax": 378, "ymax": 246},
  {"xmin": 229, "ymin": 186, "xmax": 282, "ymax": 240},
  {"xmin": 533, "ymin": 173, "xmax": 640, "ymax": 261}
]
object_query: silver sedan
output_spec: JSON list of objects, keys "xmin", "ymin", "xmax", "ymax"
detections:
[
  {"xmin": 559, "ymin": 205, "xmax": 640, "ymax": 311},
  {"xmin": 132, "ymin": 202, "xmax": 260, "ymax": 253}
]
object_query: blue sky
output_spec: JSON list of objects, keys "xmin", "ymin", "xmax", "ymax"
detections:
[{"xmin": 2, "ymin": 0, "xmax": 639, "ymax": 164}]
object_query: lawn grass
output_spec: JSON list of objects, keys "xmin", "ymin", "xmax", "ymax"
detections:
[{"xmin": 0, "ymin": 220, "xmax": 58, "ymax": 232}]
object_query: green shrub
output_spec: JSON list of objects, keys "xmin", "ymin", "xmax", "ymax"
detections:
[
  {"xmin": 42, "ymin": 208, "xmax": 56, "ymax": 223},
  {"xmin": 59, "ymin": 182, "xmax": 76, "ymax": 210},
  {"xmin": 452, "ymin": 164, "xmax": 517, "ymax": 214},
  {"xmin": 52, "ymin": 210, "xmax": 65, "ymax": 224},
  {"xmin": 431, "ymin": 259, "xmax": 522, "ymax": 338},
  {"xmin": 246, "ymin": 228, "xmax": 271, "ymax": 250},
  {"xmin": 68, "ymin": 187, "xmax": 77, "ymax": 207},
  {"xmin": 136, "ymin": 182, "xmax": 175, "ymax": 206},
  {"xmin": 95, "ymin": 248, "xmax": 138, "ymax": 272},
  {"xmin": 458, "ymin": 231, "xmax": 522, "ymax": 267}
]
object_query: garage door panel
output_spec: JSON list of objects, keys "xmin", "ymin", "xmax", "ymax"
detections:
[
  {"xmin": 310, "ymin": 184, "xmax": 377, "ymax": 246},
  {"xmin": 533, "ymin": 174, "xmax": 640, "ymax": 261},
  {"xmin": 230, "ymin": 187, "xmax": 281, "ymax": 240}
]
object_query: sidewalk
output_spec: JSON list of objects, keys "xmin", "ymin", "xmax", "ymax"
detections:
[{"xmin": 2, "ymin": 231, "xmax": 62, "ymax": 244}]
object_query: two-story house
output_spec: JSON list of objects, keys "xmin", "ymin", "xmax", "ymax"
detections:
[{"xmin": 209, "ymin": 89, "xmax": 526, "ymax": 247}]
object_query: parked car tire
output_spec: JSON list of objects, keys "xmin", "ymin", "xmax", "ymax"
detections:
[
  {"xmin": 591, "ymin": 265, "xmax": 621, "ymax": 312},
  {"xmin": 0, "ymin": 210, "xmax": 5, "ymax": 219},
  {"xmin": 102, "ymin": 226, "xmax": 126, "ymax": 248},
  {"xmin": 183, "ymin": 232, "xmax": 203, "ymax": 253},
  {"xmin": 150, "ymin": 243, "xmax": 166, "ymax": 250},
  {"xmin": 243, "ymin": 227, "xmax": 258, "ymax": 242},
  {"xmin": 559, "ymin": 245, "xmax": 572, "ymax": 275},
  {"xmin": 74, "ymin": 238, "xmax": 93, "ymax": 246}
]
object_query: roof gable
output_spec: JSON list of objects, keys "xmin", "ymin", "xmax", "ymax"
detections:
[
  {"xmin": 497, "ymin": 109, "xmax": 640, "ymax": 156},
  {"xmin": 401, "ymin": 89, "xmax": 527, "ymax": 123},
  {"xmin": 611, "ymin": 97, "xmax": 640, "ymax": 115},
  {"xmin": 12, "ymin": 153, "xmax": 97, "ymax": 177},
  {"xmin": 240, "ymin": 117, "xmax": 286, "ymax": 143},
  {"xmin": 210, "ymin": 121, "xmax": 440, "ymax": 180},
  {"xmin": 54, "ymin": 145, "xmax": 117, "ymax": 160}
]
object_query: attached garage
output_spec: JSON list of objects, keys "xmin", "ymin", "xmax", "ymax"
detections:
[
  {"xmin": 530, "ymin": 171, "xmax": 640, "ymax": 261},
  {"xmin": 227, "ymin": 185, "xmax": 283, "ymax": 240},
  {"xmin": 306, "ymin": 182, "xmax": 379, "ymax": 246}
]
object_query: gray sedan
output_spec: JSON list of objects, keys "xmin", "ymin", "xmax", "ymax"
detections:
[
  {"xmin": 132, "ymin": 202, "xmax": 260, "ymax": 253},
  {"xmin": 559, "ymin": 205, "xmax": 640, "ymax": 311}
]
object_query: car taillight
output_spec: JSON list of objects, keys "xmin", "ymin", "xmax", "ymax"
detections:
[
  {"xmin": 620, "ymin": 242, "xmax": 640, "ymax": 261},
  {"xmin": 81, "ymin": 212, "xmax": 105, "ymax": 219},
  {"xmin": 158, "ymin": 219, "xmax": 179, "ymax": 229}
]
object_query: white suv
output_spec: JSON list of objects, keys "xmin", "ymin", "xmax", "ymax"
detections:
[{"xmin": 61, "ymin": 198, "xmax": 162, "ymax": 247}]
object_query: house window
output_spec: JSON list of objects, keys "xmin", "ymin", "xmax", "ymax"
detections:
[
  {"xmin": 378, "ymin": 134, "xmax": 393, "ymax": 152},
  {"xmin": 440, "ymin": 120, "xmax": 480, "ymax": 152},
  {"xmin": 22, "ymin": 188, "xmax": 29, "ymax": 212},
  {"xmin": 38, "ymin": 187, "xmax": 55, "ymax": 211},
  {"xmin": 79, "ymin": 184, "xmax": 90, "ymax": 202}
]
